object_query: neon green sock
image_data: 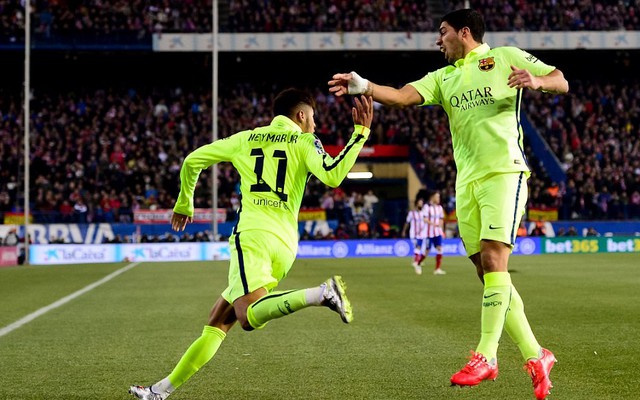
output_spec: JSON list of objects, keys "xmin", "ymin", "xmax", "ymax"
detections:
[
  {"xmin": 167, "ymin": 326, "xmax": 226, "ymax": 389},
  {"xmin": 504, "ymin": 284, "xmax": 541, "ymax": 360},
  {"xmin": 476, "ymin": 272, "xmax": 511, "ymax": 362},
  {"xmin": 247, "ymin": 289, "xmax": 308, "ymax": 329}
]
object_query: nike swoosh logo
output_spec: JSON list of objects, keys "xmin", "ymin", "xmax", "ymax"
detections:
[
  {"xmin": 483, "ymin": 293, "xmax": 499, "ymax": 299},
  {"xmin": 443, "ymin": 76, "xmax": 454, "ymax": 82},
  {"xmin": 489, "ymin": 225, "xmax": 502, "ymax": 230}
]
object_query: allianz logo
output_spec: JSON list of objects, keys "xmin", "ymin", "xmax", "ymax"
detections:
[{"xmin": 298, "ymin": 245, "xmax": 332, "ymax": 256}]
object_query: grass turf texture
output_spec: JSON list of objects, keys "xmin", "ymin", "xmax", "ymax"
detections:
[{"xmin": 0, "ymin": 253, "xmax": 638, "ymax": 399}]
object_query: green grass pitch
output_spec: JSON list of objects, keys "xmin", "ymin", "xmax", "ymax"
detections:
[{"xmin": 1, "ymin": 253, "xmax": 638, "ymax": 399}]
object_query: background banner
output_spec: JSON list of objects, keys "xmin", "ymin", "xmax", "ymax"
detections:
[
  {"xmin": 27, "ymin": 237, "xmax": 545, "ymax": 265},
  {"xmin": 154, "ymin": 32, "xmax": 640, "ymax": 52},
  {"xmin": 541, "ymin": 237, "xmax": 640, "ymax": 254},
  {"xmin": 134, "ymin": 208, "xmax": 226, "ymax": 224},
  {"xmin": 0, "ymin": 247, "xmax": 18, "ymax": 267}
]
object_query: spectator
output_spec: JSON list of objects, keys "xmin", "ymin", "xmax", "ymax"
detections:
[
  {"xmin": 3, "ymin": 229, "xmax": 19, "ymax": 246},
  {"xmin": 566, "ymin": 226, "xmax": 579, "ymax": 236},
  {"xmin": 73, "ymin": 198, "xmax": 89, "ymax": 223},
  {"xmin": 320, "ymin": 190, "xmax": 335, "ymax": 217},
  {"xmin": 530, "ymin": 220, "xmax": 547, "ymax": 237},
  {"xmin": 363, "ymin": 189, "xmax": 379, "ymax": 216},
  {"xmin": 585, "ymin": 227, "xmax": 600, "ymax": 237},
  {"xmin": 59, "ymin": 200, "xmax": 74, "ymax": 222},
  {"xmin": 517, "ymin": 221, "xmax": 528, "ymax": 237}
]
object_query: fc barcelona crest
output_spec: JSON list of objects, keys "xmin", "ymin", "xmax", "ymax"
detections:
[{"xmin": 478, "ymin": 57, "xmax": 495, "ymax": 71}]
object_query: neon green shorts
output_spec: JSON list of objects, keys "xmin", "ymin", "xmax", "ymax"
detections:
[
  {"xmin": 456, "ymin": 172, "xmax": 529, "ymax": 256},
  {"xmin": 221, "ymin": 230, "xmax": 296, "ymax": 304}
]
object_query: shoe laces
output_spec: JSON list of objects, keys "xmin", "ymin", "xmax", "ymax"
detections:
[
  {"xmin": 525, "ymin": 359, "xmax": 545, "ymax": 386},
  {"xmin": 461, "ymin": 352, "xmax": 489, "ymax": 373},
  {"xmin": 322, "ymin": 282, "xmax": 337, "ymax": 306}
]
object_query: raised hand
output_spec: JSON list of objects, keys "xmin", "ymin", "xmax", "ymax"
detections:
[
  {"xmin": 508, "ymin": 65, "xmax": 541, "ymax": 90},
  {"xmin": 328, "ymin": 72, "xmax": 352, "ymax": 96},
  {"xmin": 351, "ymin": 95, "xmax": 374, "ymax": 128},
  {"xmin": 329, "ymin": 71, "xmax": 369, "ymax": 96},
  {"xmin": 171, "ymin": 212, "xmax": 193, "ymax": 232}
]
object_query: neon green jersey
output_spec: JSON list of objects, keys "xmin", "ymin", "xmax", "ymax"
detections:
[
  {"xmin": 174, "ymin": 115, "xmax": 370, "ymax": 253},
  {"xmin": 409, "ymin": 43, "xmax": 555, "ymax": 187}
]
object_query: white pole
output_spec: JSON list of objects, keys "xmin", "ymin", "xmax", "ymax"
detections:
[
  {"xmin": 23, "ymin": 0, "xmax": 31, "ymax": 264},
  {"xmin": 211, "ymin": 0, "xmax": 219, "ymax": 241}
]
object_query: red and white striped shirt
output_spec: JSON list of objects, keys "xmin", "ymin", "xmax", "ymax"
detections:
[
  {"xmin": 405, "ymin": 209, "xmax": 427, "ymax": 239},
  {"xmin": 423, "ymin": 203, "xmax": 445, "ymax": 238}
]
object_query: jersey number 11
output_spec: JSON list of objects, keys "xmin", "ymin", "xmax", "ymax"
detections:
[{"xmin": 250, "ymin": 148, "xmax": 288, "ymax": 202}]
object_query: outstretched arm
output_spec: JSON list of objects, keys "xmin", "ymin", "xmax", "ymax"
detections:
[
  {"xmin": 328, "ymin": 71, "xmax": 423, "ymax": 108},
  {"xmin": 306, "ymin": 95, "xmax": 374, "ymax": 187},
  {"xmin": 172, "ymin": 135, "xmax": 238, "ymax": 229}
]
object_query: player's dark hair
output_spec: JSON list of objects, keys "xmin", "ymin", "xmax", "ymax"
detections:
[
  {"xmin": 273, "ymin": 88, "xmax": 316, "ymax": 118},
  {"xmin": 441, "ymin": 9, "xmax": 485, "ymax": 43}
]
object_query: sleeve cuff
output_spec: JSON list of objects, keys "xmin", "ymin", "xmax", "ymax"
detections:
[
  {"xmin": 173, "ymin": 202, "xmax": 194, "ymax": 217},
  {"xmin": 353, "ymin": 125, "xmax": 370, "ymax": 139}
]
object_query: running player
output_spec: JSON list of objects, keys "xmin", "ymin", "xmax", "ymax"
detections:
[{"xmin": 129, "ymin": 89, "xmax": 374, "ymax": 400}]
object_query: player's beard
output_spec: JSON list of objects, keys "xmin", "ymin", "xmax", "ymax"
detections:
[{"xmin": 444, "ymin": 41, "xmax": 464, "ymax": 64}]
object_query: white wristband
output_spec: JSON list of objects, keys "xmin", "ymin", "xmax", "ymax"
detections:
[{"xmin": 348, "ymin": 71, "xmax": 369, "ymax": 95}]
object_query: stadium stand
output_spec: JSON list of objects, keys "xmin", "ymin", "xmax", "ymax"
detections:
[
  {"xmin": 2, "ymin": 76, "xmax": 638, "ymax": 228},
  {"xmin": 1, "ymin": 0, "xmax": 639, "ymax": 44}
]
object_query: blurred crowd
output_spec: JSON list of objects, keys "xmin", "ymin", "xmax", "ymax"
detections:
[
  {"xmin": 0, "ymin": 82, "xmax": 389, "ymax": 227},
  {"xmin": 228, "ymin": 0, "xmax": 640, "ymax": 32},
  {"xmin": 1, "ymin": 0, "xmax": 638, "ymax": 43},
  {"xmin": 449, "ymin": 0, "xmax": 639, "ymax": 31},
  {"xmin": 0, "ymin": 1, "xmax": 637, "ymax": 249},
  {"xmin": 525, "ymin": 79, "xmax": 640, "ymax": 220},
  {"xmin": 1, "ymin": 78, "xmax": 639, "ymax": 230},
  {"xmin": 226, "ymin": 0, "xmax": 436, "ymax": 33},
  {"xmin": 0, "ymin": 0, "xmax": 213, "ymax": 42}
]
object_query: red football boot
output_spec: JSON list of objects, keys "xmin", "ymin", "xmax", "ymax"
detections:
[
  {"xmin": 525, "ymin": 348, "xmax": 557, "ymax": 400},
  {"xmin": 450, "ymin": 351, "xmax": 498, "ymax": 386}
]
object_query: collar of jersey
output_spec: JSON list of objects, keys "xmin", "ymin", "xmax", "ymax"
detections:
[
  {"xmin": 271, "ymin": 115, "xmax": 303, "ymax": 133},
  {"xmin": 454, "ymin": 43, "xmax": 491, "ymax": 68}
]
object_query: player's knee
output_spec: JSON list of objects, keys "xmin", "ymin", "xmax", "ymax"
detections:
[
  {"xmin": 480, "ymin": 241, "xmax": 510, "ymax": 272},
  {"xmin": 234, "ymin": 312, "xmax": 254, "ymax": 331},
  {"xmin": 233, "ymin": 307, "xmax": 254, "ymax": 331},
  {"xmin": 239, "ymin": 318, "xmax": 254, "ymax": 331},
  {"xmin": 481, "ymin": 252, "xmax": 507, "ymax": 272}
]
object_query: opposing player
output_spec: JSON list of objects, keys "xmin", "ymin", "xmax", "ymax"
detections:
[
  {"xmin": 129, "ymin": 88, "xmax": 374, "ymax": 400},
  {"xmin": 423, "ymin": 190, "xmax": 446, "ymax": 275},
  {"xmin": 401, "ymin": 197, "xmax": 427, "ymax": 275},
  {"xmin": 328, "ymin": 8, "xmax": 568, "ymax": 400}
]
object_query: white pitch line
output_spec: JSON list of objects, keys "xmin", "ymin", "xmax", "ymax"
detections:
[{"xmin": 0, "ymin": 262, "xmax": 141, "ymax": 338}]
